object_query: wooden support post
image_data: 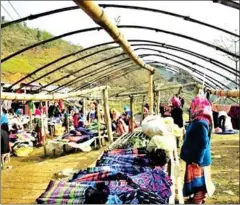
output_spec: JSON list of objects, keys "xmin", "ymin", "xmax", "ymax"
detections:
[
  {"xmin": 103, "ymin": 87, "xmax": 113, "ymax": 143},
  {"xmin": 66, "ymin": 110, "xmax": 70, "ymax": 133},
  {"xmin": 148, "ymin": 72, "xmax": 154, "ymax": 115},
  {"xmin": 97, "ymin": 102, "xmax": 102, "ymax": 147},
  {"xmin": 29, "ymin": 101, "xmax": 33, "ymax": 130},
  {"xmin": 45, "ymin": 101, "xmax": 48, "ymax": 115},
  {"xmin": 177, "ymin": 87, "xmax": 183, "ymax": 96},
  {"xmin": 130, "ymin": 95, "xmax": 134, "ymax": 133},
  {"xmin": 40, "ymin": 101, "xmax": 47, "ymax": 156},
  {"xmin": 141, "ymin": 95, "xmax": 146, "ymax": 125},
  {"xmin": 168, "ymin": 151, "xmax": 176, "ymax": 204},
  {"xmin": 82, "ymin": 98, "xmax": 86, "ymax": 118},
  {"xmin": 157, "ymin": 91, "xmax": 160, "ymax": 115}
]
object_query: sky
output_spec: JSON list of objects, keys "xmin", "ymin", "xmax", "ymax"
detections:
[{"xmin": 1, "ymin": 1, "xmax": 239, "ymax": 88}]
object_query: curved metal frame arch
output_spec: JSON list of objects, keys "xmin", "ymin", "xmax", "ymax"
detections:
[
  {"xmin": 148, "ymin": 61, "xmax": 238, "ymax": 104},
  {"xmin": 24, "ymin": 43, "xmax": 236, "ymax": 92},
  {"xmin": 8, "ymin": 39, "xmax": 236, "ymax": 91},
  {"xmin": 2, "ymin": 25, "xmax": 238, "ymax": 64},
  {"xmin": 134, "ymin": 46, "xmax": 236, "ymax": 84},
  {"xmin": 148, "ymin": 61, "xmax": 219, "ymax": 88},
  {"xmin": 36, "ymin": 47, "xmax": 228, "ymax": 93},
  {"xmin": 2, "ymin": 4, "xmax": 238, "ymax": 38},
  {"xmin": 141, "ymin": 53, "xmax": 230, "ymax": 89},
  {"xmin": 49, "ymin": 59, "xmax": 135, "ymax": 93},
  {"xmin": 47, "ymin": 50, "xmax": 224, "ymax": 94},
  {"xmin": 67, "ymin": 64, "xmax": 140, "ymax": 93},
  {"xmin": 212, "ymin": 0, "xmax": 240, "ymax": 10},
  {"xmin": 34, "ymin": 52, "xmax": 128, "ymax": 92},
  {"xmin": 20, "ymin": 45, "xmax": 123, "ymax": 90},
  {"xmin": 78, "ymin": 62, "xmax": 216, "ymax": 93},
  {"xmin": 130, "ymin": 40, "xmax": 238, "ymax": 76},
  {"xmin": 73, "ymin": 66, "xmax": 141, "ymax": 92}
]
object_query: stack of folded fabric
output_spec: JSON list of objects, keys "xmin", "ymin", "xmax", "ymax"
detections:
[
  {"xmin": 110, "ymin": 132, "xmax": 150, "ymax": 150},
  {"xmin": 36, "ymin": 148, "xmax": 172, "ymax": 204},
  {"xmin": 9, "ymin": 132, "xmax": 35, "ymax": 157}
]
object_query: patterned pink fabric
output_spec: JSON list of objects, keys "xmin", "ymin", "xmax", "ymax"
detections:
[
  {"xmin": 171, "ymin": 97, "xmax": 181, "ymax": 108},
  {"xmin": 190, "ymin": 96, "xmax": 213, "ymax": 124}
]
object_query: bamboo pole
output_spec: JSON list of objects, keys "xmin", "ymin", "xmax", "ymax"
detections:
[
  {"xmin": 40, "ymin": 101, "xmax": 47, "ymax": 156},
  {"xmin": 141, "ymin": 95, "xmax": 146, "ymax": 125},
  {"xmin": 130, "ymin": 95, "xmax": 134, "ymax": 133},
  {"xmin": 29, "ymin": 101, "xmax": 33, "ymax": 130},
  {"xmin": 201, "ymin": 87, "xmax": 240, "ymax": 98},
  {"xmin": 0, "ymin": 86, "xmax": 107, "ymax": 101},
  {"xmin": 148, "ymin": 72, "xmax": 154, "ymax": 115},
  {"xmin": 73, "ymin": 0, "xmax": 155, "ymax": 73},
  {"xmin": 97, "ymin": 102, "xmax": 102, "ymax": 147},
  {"xmin": 157, "ymin": 91, "xmax": 160, "ymax": 115},
  {"xmin": 116, "ymin": 82, "xmax": 198, "ymax": 97},
  {"xmin": 82, "ymin": 98, "xmax": 86, "ymax": 118},
  {"xmin": 103, "ymin": 87, "xmax": 113, "ymax": 143},
  {"xmin": 45, "ymin": 101, "xmax": 48, "ymax": 115}
]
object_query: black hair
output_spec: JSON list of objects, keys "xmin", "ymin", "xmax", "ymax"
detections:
[
  {"xmin": 84, "ymin": 183, "xmax": 109, "ymax": 204},
  {"xmin": 149, "ymin": 148, "xmax": 170, "ymax": 167},
  {"xmin": 144, "ymin": 103, "xmax": 149, "ymax": 110},
  {"xmin": 2, "ymin": 108, "xmax": 7, "ymax": 114}
]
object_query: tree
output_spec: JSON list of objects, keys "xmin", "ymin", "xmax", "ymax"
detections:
[
  {"xmin": 37, "ymin": 29, "xmax": 41, "ymax": 41},
  {"xmin": 214, "ymin": 29, "xmax": 239, "ymax": 89},
  {"xmin": 114, "ymin": 16, "xmax": 121, "ymax": 25},
  {"xmin": 1, "ymin": 16, "xmax": 5, "ymax": 23}
]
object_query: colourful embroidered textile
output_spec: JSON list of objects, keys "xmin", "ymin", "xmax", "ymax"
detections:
[
  {"xmin": 183, "ymin": 164, "xmax": 205, "ymax": 197},
  {"xmin": 106, "ymin": 148, "xmax": 147, "ymax": 155},
  {"xmin": 117, "ymin": 189, "xmax": 169, "ymax": 204},
  {"xmin": 72, "ymin": 165, "xmax": 153, "ymax": 181},
  {"xmin": 36, "ymin": 180, "xmax": 90, "ymax": 204},
  {"xmin": 96, "ymin": 155, "xmax": 152, "ymax": 167},
  {"xmin": 171, "ymin": 96, "xmax": 181, "ymax": 108},
  {"xmin": 130, "ymin": 169, "xmax": 172, "ymax": 203},
  {"xmin": 74, "ymin": 171, "xmax": 125, "ymax": 183}
]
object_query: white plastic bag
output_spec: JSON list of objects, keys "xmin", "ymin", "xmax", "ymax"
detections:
[
  {"xmin": 142, "ymin": 115, "xmax": 169, "ymax": 137},
  {"xmin": 147, "ymin": 135, "xmax": 176, "ymax": 156}
]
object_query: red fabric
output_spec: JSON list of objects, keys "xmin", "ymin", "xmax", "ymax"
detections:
[
  {"xmin": 58, "ymin": 100, "xmax": 64, "ymax": 111},
  {"xmin": 185, "ymin": 164, "xmax": 204, "ymax": 184},
  {"xmin": 75, "ymin": 171, "xmax": 111, "ymax": 182},
  {"xmin": 35, "ymin": 108, "xmax": 41, "ymax": 116},
  {"xmin": 193, "ymin": 190, "xmax": 207, "ymax": 204},
  {"xmin": 73, "ymin": 114, "xmax": 79, "ymax": 128}
]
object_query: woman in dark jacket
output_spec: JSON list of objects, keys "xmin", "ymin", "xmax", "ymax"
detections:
[
  {"xmin": 171, "ymin": 96, "xmax": 184, "ymax": 148},
  {"xmin": 171, "ymin": 96, "xmax": 183, "ymax": 128},
  {"xmin": 180, "ymin": 96, "xmax": 215, "ymax": 204}
]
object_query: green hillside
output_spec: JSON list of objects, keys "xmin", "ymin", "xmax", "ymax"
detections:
[{"xmin": 1, "ymin": 21, "xmax": 166, "ymax": 91}]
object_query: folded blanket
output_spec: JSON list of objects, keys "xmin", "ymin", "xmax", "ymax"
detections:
[
  {"xmin": 64, "ymin": 135, "xmax": 90, "ymax": 143},
  {"xmin": 36, "ymin": 180, "xmax": 90, "ymax": 204},
  {"xmin": 97, "ymin": 154, "xmax": 152, "ymax": 167},
  {"xmin": 71, "ymin": 165, "xmax": 153, "ymax": 181},
  {"xmin": 105, "ymin": 148, "xmax": 144, "ymax": 155},
  {"xmin": 130, "ymin": 168, "xmax": 172, "ymax": 203}
]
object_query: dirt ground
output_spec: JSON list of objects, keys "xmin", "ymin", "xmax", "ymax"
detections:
[{"xmin": 1, "ymin": 134, "xmax": 239, "ymax": 204}]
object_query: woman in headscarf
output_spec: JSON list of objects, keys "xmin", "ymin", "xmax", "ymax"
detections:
[
  {"xmin": 111, "ymin": 108, "xmax": 128, "ymax": 136},
  {"xmin": 171, "ymin": 96, "xmax": 184, "ymax": 148},
  {"xmin": 171, "ymin": 96, "xmax": 183, "ymax": 128},
  {"xmin": 180, "ymin": 96, "xmax": 215, "ymax": 204}
]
